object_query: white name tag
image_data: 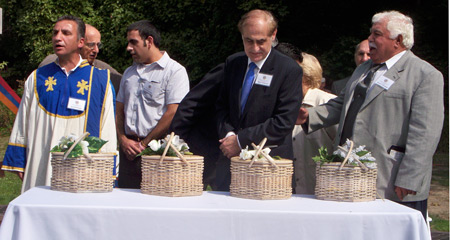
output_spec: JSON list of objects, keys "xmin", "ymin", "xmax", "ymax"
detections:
[
  {"xmin": 255, "ymin": 73, "xmax": 273, "ymax": 87},
  {"xmin": 67, "ymin": 97, "xmax": 86, "ymax": 111},
  {"xmin": 374, "ymin": 76, "xmax": 394, "ymax": 90}
]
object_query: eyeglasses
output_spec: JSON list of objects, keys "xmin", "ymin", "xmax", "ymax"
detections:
[{"xmin": 85, "ymin": 42, "xmax": 103, "ymax": 50}]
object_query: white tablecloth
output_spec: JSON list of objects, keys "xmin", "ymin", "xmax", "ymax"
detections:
[{"xmin": 0, "ymin": 186, "xmax": 430, "ymax": 240}]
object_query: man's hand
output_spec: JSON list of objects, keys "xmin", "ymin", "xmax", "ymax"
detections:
[
  {"xmin": 394, "ymin": 186, "xmax": 416, "ymax": 201},
  {"xmin": 296, "ymin": 107, "xmax": 309, "ymax": 125},
  {"xmin": 119, "ymin": 137, "xmax": 146, "ymax": 161},
  {"xmin": 219, "ymin": 135, "xmax": 240, "ymax": 159}
]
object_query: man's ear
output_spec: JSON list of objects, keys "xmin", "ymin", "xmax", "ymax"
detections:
[
  {"xmin": 78, "ymin": 37, "xmax": 85, "ymax": 49},
  {"xmin": 146, "ymin": 36, "xmax": 154, "ymax": 48},
  {"xmin": 271, "ymin": 29, "xmax": 277, "ymax": 41},
  {"xmin": 395, "ymin": 34, "xmax": 404, "ymax": 48}
]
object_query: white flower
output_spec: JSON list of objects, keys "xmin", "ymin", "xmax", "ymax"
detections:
[
  {"xmin": 239, "ymin": 146, "xmax": 272, "ymax": 160},
  {"xmin": 67, "ymin": 134, "xmax": 78, "ymax": 142},
  {"xmin": 148, "ymin": 140, "xmax": 162, "ymax": 151},
  {"xmin": 261, "ymin": 147, "xmax": 271, "ymax": 156},
  {"xmin": 79, "ymin": 140, "xmax": 89, "ymax": 155},
  {"xmin": 160, "ymin": 135, "xmax": 189, "ymax": 151},
  {"xmin": 355, "ymin": 145, "xmax": 366, "ymax": 153},
  {"xmin": 239, "ymin": 146, "xmax": 254, "ymax": 160},
  {"xmin": 173, "ymin": 135, "xmax": 189, "ymax": 151}
]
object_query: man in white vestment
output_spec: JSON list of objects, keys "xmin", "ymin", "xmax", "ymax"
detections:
[{"xmin": 1, "ymin": 15, "xmax": 117, "ymax": 193}]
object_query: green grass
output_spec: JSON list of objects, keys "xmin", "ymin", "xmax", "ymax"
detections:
[
  {"xmin": 433, "ymin": 153, "xmax": 449, "ymax": 187},
  {"xmin": 430, "ymin": 214, "xmax": 450, "ymax": 232},
  {"xmin": 430, "ymin": 152, "xmax": 449, "ymax": 232},
  {"xmin": 0, "ymin": 172, "xmax": 21, "ymax": 204}
]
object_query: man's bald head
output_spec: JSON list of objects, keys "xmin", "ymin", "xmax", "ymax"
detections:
[{"xmin": 81, "ymin": 24, "xmax": 102, "ymax": 64}]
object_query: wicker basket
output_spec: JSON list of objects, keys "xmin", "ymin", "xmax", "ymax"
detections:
[
  {"xmin": 315, "ymin": 141, "xmax": 377, "ymax": 202},
  {"xmin": 51, "ymin": 152, "xmax": 115, "ymax": 193},
  {"xmin": 230, "ymin": 156, "xmax": 293, "ymax": 200},
  {"xmin": 141, "ymin": 155, "xmax": 204, "ymax": 197}
]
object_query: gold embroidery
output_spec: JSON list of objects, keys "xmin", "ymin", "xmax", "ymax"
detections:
[
  {"xmin": 45, "ymin": 76, "xmax": 57, "ymax": 92},
  {"xmin": 77, "ymin": 79, "xmax": 89, "ymax": 95}
]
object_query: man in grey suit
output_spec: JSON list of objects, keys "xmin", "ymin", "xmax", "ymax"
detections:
[{"xmin": 298, "ymin": 10, "xmax": 444, "ymax": 220}]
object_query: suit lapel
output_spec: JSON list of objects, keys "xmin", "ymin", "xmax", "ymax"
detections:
[
  {"xmin": 232, "ymin": 55, "xmax": 249, "ymax": 117},
  {"xmin": 360, "ymin": 51, "xmax": 409, "ymax": 110},
  {"xmin": 240, "ymin": 50, "xmax": 275, "ymax": 118},
  {"xmin": 342, "ymin": 64, "xmax": 370, "ymax": 116}
]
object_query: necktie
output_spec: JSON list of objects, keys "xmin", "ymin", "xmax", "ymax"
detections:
[
  {"xmin": 340, "ymin": 64, "xmax": 383, "ymax": 145},
  {"xmin": 240, "ymin": 62, "xmax": 257, "ymax": 113}
]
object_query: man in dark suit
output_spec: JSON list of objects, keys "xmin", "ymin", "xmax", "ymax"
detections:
[
  {"xmin": 170, "ymin": 63, "xmax": 224, "ymax": 190},
  {"xmin": 215, "ymin": 9, "xmax": 303, "ymax": 191},
  {"xmin": 298, "ymin": 10, "xmax": 444, "ymax": 220},
  {"xmin": 331, "ymin": 39, "xmax": 370, "ymax": 95}
]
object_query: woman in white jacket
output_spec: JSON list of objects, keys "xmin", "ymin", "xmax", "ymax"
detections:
[{"xmin": 292, "ymin": 53, "xmax": 337, "ymax": 194}]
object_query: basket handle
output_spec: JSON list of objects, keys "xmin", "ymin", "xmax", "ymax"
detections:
[
  {"xmin": 338, "ymin": 140, "xmax": 368, "ymax": 171},
  {"xmin": 63, "ymin": 132, "xmax": 92, "ymax": 160},
  {"xmin": 159, "ymin": 132, "xmax": 188, "ymax": 165},
  {"xmin": 249, "ymin": 137, "xmax": 267, "ymax": 166},
  {"xmin": 250, "ymin": 142, "xmax": 279, "ymax": 169}
]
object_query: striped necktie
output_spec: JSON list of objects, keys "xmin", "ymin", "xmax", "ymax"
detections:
[{"xmin": 339, "ymin": 63, "xmax": 384, "ymax": 145}]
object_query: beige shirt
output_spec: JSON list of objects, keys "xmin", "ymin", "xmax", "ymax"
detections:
[{"xmin": 292, "ymin": 88, "xmax": 337, "ymax": 194}]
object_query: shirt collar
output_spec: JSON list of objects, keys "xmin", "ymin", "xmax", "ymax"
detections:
[
  {"xmin": 137, "ymin": 51, "xmax": 169, "ymax": 71},
  {"xmin": 55, "ymin": 55, "xmax": 84, "ymax": 75},
  {"xmin": 247, "ymin": 48, "xmax": 272, "ymax": 69},
  {"xmin": 383, "ymin": 50, "xmax": 406, "ymax": 70}
]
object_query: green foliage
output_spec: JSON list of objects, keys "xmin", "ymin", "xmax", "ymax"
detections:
[
  {"xmin": 0, "ymin": 61, "xmax": 7, "ymax": 71},
  {"xmin": 0, "ymin": 102, "xmax": 16, "ymax": 136},
  {"xmin": 50, "ymin": 136, "xmax": 108, "ymax": 158},
  {"xmin": 312, "ymin": 147, "xmax": 337, "ymax": 165},
  {"xmin": 137, "ymin": 144, "xmax": 191, "ymax": 157},
  {"xmin": 0, "ymin": 0, "xmax": 447, "ymax": 149}
]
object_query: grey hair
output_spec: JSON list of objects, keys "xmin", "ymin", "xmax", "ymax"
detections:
[{"xmin": 372, "ymin": 11, "xmax": 414, "ymax": 49}]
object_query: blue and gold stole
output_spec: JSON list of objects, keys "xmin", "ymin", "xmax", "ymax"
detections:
[{"xmin": 35, "ymin": 60, "xmax": 111, "ymax": 138}]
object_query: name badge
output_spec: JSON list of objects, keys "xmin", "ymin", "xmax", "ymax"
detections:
[
  {"xmin": 255, "ymin": 73, "xmax": 273, "ymax": 87},
  {"xmin": 374, "ymin": 76, "xmax": 394, "ymax": 90},
  {"xmin": 67, "ymin": 97, "xmax": 86, "ymax": 111}
]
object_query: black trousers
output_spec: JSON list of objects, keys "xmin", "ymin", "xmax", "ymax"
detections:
[
  {"xmin": 117, "ymin": 136, "xmax": 142, "ymax": 189},
  {"xmin": 397, "ymin": 199, "xmax": 428, "ymax": 221},
  {"xmin": 215, "ymin": 154, "xmax": 231, "ymax": 191}
]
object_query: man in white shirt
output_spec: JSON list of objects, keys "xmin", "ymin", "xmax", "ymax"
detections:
[{"xmin": 116, "ymin": 20, "xmax": 189, "ymax": 188}]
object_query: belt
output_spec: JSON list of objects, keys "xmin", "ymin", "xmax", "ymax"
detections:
[{"xmin": 126, "ymin": 135, "xmax": 143, "ymax": 142}]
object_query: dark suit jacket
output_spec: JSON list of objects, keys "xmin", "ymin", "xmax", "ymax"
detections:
[
  {"xmin": 170, "ymin": 64, "xmax": 224, "ymax": 188},
  {"xmin": 331, "ymin": 76, "xmax": 350, "ymax": 95},
  {"xmin": 216, "ymin": 49, "xmax": 303, "ymax": 159},
  {"xmin": 170, "ymin": 63, "xmax": 224, "ymax": 156}
]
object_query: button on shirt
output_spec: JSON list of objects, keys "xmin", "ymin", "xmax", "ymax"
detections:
[{"xmin": 117, "ymin": 51, "xmax": 189, "ymax": 138}]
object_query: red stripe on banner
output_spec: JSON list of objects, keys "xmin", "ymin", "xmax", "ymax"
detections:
[{"xmin": 0, "ymin": 75, "xmax": 21, "ymax": 103}]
